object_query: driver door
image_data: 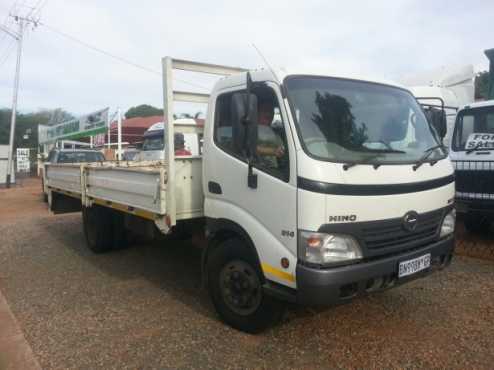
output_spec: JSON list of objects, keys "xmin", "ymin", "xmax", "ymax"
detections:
[{"xmin": 204, "ymin": 82, "xmax": 298, "ymax": 286}]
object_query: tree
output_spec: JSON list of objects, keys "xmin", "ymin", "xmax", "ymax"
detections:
[
  {"xmin": 0, "ymin": 108, "xmax": 71, "ymax": 150},
  {"xmin": 125, "ymin": 104, "xmax": 163, "ymax": 118},
  {"xmin": 311, "ymin": 91, "xmax": 367, "ymax": 149},
  {"xmin": 475, "ymin": 71, "xmax": 489, "ymax": 100}
]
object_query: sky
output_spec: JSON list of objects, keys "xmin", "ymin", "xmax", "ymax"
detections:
[{"xmin": 0, "ymin": 0, "xmax": 492, "ymax": 117}]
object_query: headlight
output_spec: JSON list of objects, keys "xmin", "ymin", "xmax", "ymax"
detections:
[
  {"xmin": 440, "ymin": 209, "xmax": 456, "ymax": 238},
  {"xmin": 298, "ymin": 230, "xmax": 362, "ymax": 265}
]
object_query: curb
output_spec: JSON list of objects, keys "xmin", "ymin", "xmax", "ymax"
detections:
[{"xmin": 0, "ymin": 290, "xmax": 41, "ymax": 370}]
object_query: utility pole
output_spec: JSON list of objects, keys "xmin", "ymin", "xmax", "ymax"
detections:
[
  {"xmin": 1, "ymin": 15, "xmax": 38, "ymax": 187},
  {"xmin": 117, "ymin": 108, "xmax": 122, "ymax": 160}
]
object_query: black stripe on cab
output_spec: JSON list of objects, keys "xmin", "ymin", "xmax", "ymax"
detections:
[{"xmin": 297, "ymin": 174, "xmax": 455, "ymax": 196}]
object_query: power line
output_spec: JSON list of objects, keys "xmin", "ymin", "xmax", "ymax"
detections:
[
  {"xmin": 0, "ymin": 39, "xmax": 16, "ymax": 67},
  {"xmin": 0, "ymin": 0, "xmax": 41, "ymax": 51},
  {"xmin": 0, "ymin": 1, "xmax": 18, "ymax": 45},
  {"xmin": 38, "ymin": 21, "xmax": 209, "ymax": 91},
  {"xmin": 26, "ymin": 0, "xmax": 43, "ymax": 16},
  {"xmin": 0, "ymin": 0, "xmax": 45, "ymax": 68},
  {"xmin": 0, "ymin": 1, "xmax": 21, "ymax": 66}
]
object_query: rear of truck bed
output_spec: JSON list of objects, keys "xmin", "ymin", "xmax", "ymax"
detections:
[{"xmin": 45, "ymin": 158, "xmax": 203, "ymax": 231}]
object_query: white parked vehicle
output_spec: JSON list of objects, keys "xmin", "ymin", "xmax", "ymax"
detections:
[
  {"xmin": 45, "ymin": 57, "xmax": 456, "ymax": 333},
  {"xmin": 406, "ymin": 64, "xmax": 475, "ymax": 146},
  {"xmin": 449, "ymin": 100, "xmax": 494, "ymax": 232},
  {"xmin": 136, "ymin": 120, "xmax": 201, "ymax": 161}
]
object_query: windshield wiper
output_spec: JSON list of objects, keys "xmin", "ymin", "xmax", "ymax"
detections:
[
  {"xmin": 342, "ymin": 151, "xmax": 401, "ymax": 171},
  {"xmin": 359, "ymin": 147, "xmax": 406, "ymax": 154},
  {"xmin": 465, "ymin": 142, "xmax": 491, "ymax": 154},
  {"xmin": 413, "ymin": 144, "xmax": 445, "ymax": 170},
  {"xmin": 343, "ymin": 149, "xmax": 407, "ymax": 171}
]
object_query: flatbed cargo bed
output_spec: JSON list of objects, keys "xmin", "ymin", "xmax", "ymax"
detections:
[{"xmin": 45, "ymin": 158, "xmax": 203, "ymax": 227}]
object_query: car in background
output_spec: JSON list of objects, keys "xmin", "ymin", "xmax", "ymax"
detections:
[
  {"xmin": 41, "ymin": 148, "xmax": 106, "ymax": 201},
  {"xmin": 46, "ymin": 149, "xmax": 106, "ymax": 164}
]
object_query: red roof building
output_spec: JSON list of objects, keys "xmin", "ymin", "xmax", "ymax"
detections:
[{"xmin": 105, "ymin": 116, "xmax": 204, "ymax": 146}]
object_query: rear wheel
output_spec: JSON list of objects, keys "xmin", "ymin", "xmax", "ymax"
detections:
[
  {"xmin": 207, "ymin": 238, "xmax": 284, "ymax": 333},
  {"xmin": 41, "ymin": 177, "xmax": 48, "ymax": 202},
  {"xmin": 83, "ymin": 206, "xmax": 113, "ymax": 253},
  {"xmin": 83, "ymin": 206, "xmax": 129, "ymax": 252},
  {"xmin": 111, "ymin": 210, "xmax": 129, "ymax": 250}
]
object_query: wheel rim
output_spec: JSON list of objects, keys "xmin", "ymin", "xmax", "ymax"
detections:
[{"xmin": 219, "ymin": 260, "xmax": 262, "ymax": 316}]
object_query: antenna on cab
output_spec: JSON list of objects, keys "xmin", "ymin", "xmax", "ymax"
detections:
[{"xmin": 252, "ymin": 43, "xmax": 281, "ymax": 84}]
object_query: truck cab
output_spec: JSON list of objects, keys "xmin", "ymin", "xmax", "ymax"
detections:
[
  {"xmin": 449, "ymin": 100, "xmax": 494, "ymax": 232},
  {"xmin": 201, "ymin": 67, "xmax": 455, "ymax": 331},
  {"xmin": 136, "ymin": 120, "xmax": 200, "ymax": 161}
]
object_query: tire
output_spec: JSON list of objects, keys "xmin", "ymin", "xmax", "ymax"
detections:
[
  {"xmin": 82, "ymin": 206, "xmax": 114, "ymax": 253},
  {"xmin": 41, "ymin": 178, "xmax": 48, "ymax": 202},
  {"xmin": 464, "ymin": 214, "xmax": 491, "ymax": 234},
  {"xmin": 111, "ymin": 210, "xmax": 129, "ymax": 250},
  {"xmin": 207, "ymin": 238, "xmax": 284, "ymax": 333}
]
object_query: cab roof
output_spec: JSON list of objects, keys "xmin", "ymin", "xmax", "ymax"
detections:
[
  {"xmin": 460, "ymin": 99, "xmax": 494, "ymax": 111},
  {"xmin": 213, "ymin": 68, "xmax": 407, "ymax": 93}
]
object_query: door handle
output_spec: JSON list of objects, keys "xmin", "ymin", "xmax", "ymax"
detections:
[{"xmin": 247, "ymin": 162, "xmax": 257, "ymax": 189}]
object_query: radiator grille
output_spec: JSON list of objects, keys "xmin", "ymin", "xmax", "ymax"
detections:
[
  {"xmin": 361, "ymin": 210, "xmax": 442, "ymax": 250},
  {"xmin": 453, "ymin": 160, "xmax": 494, "ymax": 199}
]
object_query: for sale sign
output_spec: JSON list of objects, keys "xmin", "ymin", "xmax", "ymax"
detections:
[
  {"xmin": 16, "ymin": 148, "xmax": 30, "ymax": 172},
  {"xmin": 465, "ymin": 133, "xmax": 494, "ymax": 150}
]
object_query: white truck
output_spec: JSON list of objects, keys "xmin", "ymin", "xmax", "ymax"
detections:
[
  {"xmin": 45, "ymin": 57, "xmax": 456, "ymax": 333},
  {"xmin": 136, "ymin": 119, "xmax": 201, "ymax": 161},
  {"xmin": 449, "ymin": 99, "xmax": 494, "ymax": 232}
]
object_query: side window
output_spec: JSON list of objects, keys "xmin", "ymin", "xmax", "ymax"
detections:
[
  {"xmin": 460, "ymin": 115, "xmax": 474, "ymax": 146},
  {"xmin": 214, "ymin": 86, "xmax": 290, "ymax": 181},
  {"xmin": 214, "ymin": 93, "xmax": 235, "ymax": 153},
  {"xmin": 485, "ymin": 112, "xmax": 494, "ymax": 132}
]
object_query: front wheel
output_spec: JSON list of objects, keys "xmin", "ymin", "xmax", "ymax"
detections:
[{"xmin": 207, "ymin": 238, "xmax": 284, "ymax": 333}]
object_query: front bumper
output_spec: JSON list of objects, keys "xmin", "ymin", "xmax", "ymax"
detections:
[{"xmin": 296, "ymin": 235, "xmax": 454, "ymax": 306}]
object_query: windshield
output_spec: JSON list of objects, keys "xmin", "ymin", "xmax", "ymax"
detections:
[
  {"xmin": 57, "ymin": 151, "xmax": 105, "ymax": 163},
  {"xmin": 284, "ymin": 76, "xmax": 444, "ymax": 164},
  {"xmin": 142, "ymin": 135, "xmax": 164, "ymax": 151},
  {"xmin": 452, "ymin": 106, "xmax": 494, "ymax": 151}
]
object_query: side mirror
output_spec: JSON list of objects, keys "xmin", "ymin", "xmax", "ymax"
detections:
[
  {"xmin": 231, "ymin": 91, "xmax": 258, "ymax": 189},
  {"xmin": 231, "ymin": 92, "xmax": 258, "ymax": 158},
  {"xmin": 425, "ymin": 108, "xmax": 447, "ymax": 140}
]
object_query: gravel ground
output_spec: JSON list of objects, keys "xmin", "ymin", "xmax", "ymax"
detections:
[{"xmin": 1, "ymin": 178, "xmax": 494, "ymax": 369}]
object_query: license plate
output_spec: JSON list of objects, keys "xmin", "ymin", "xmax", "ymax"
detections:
[{"xmin": 398, "ymin": 254, "xmax": 431, "ymax": 278}]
